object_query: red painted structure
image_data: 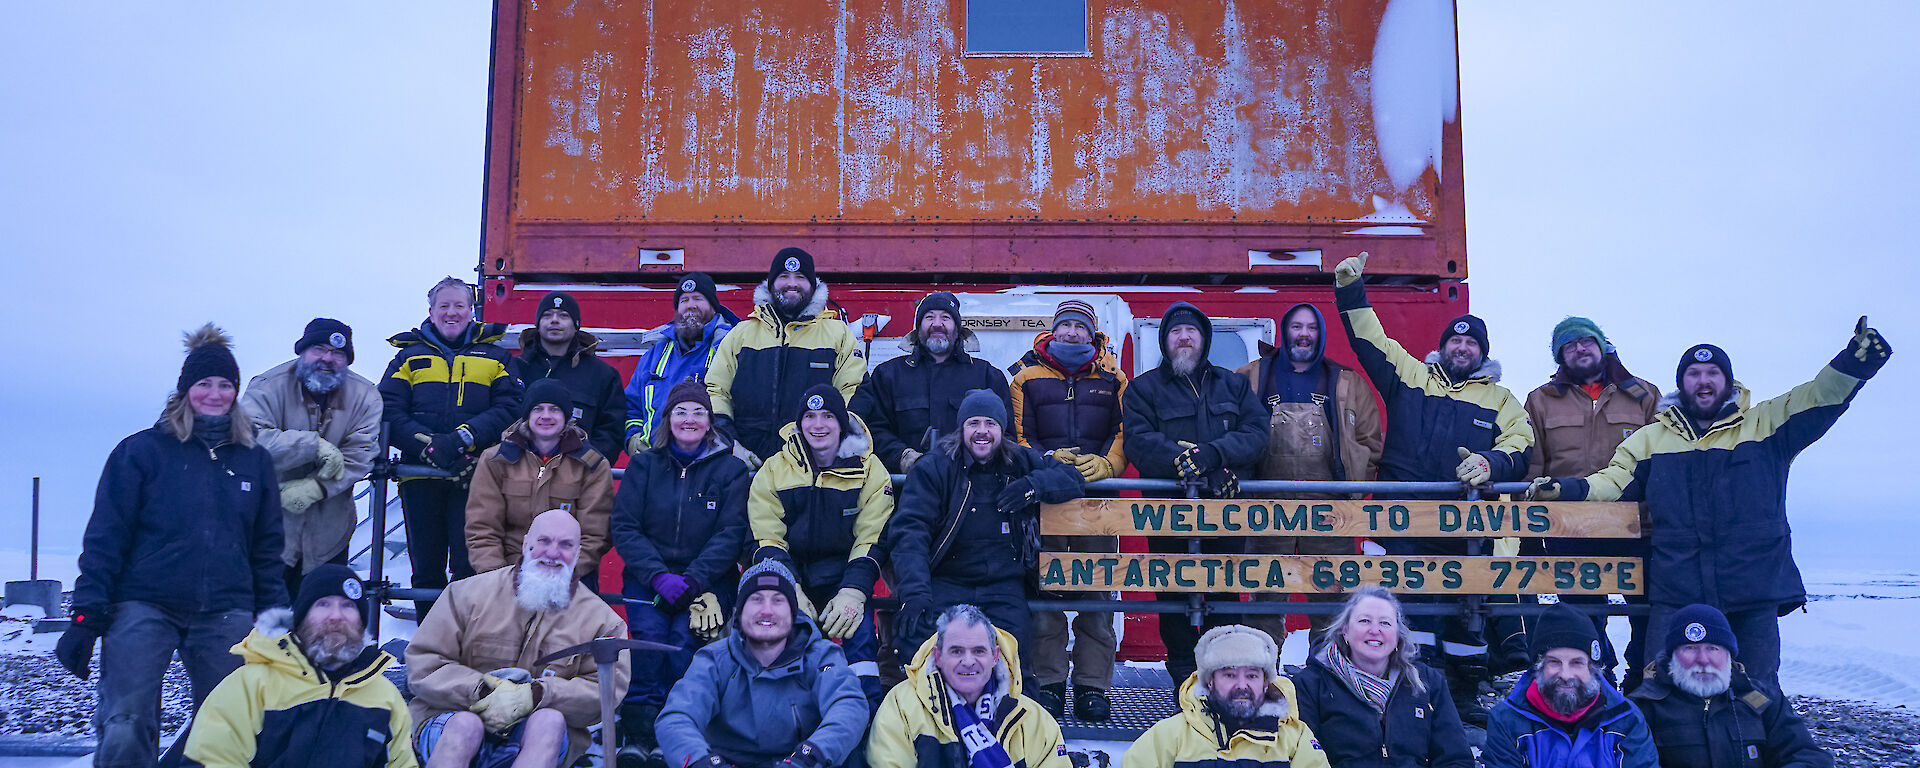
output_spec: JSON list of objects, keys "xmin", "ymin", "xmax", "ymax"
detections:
[{"xmin": 477, "ymin": 0, "xmax": 1470, "ymax": 660}]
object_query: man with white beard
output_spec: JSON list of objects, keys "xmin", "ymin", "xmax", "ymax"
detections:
[
  {"xmin": 1631, "ymin": 604, "xmax": 1832, "ymax": 768},
  {"xmin": 1484, "ymin": 604, "xmax": 1656, "ymax": 768},
  {"xmin": 407, "ymin": 510, "xmax": 630, "ymax": 768},
  {"xmin": 242, "ymin": 318, "xmax": 383, "ymax": 596},
  {"xmin": 180, "ymin": 564, "xmax": 416, "ymax": 768}
]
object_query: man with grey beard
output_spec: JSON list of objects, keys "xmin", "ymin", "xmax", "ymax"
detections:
[
  {"xmin": 626, "ymin": 274, "xmax": 737, "ymax": 456},
  {"xmin": 851, "ymin": 291, "xmax": 1011, "ymax": 474},
  {"xmin": 243, "ymin": 318, "xmax": 383, "ymax": 597},
  {"xmin": 1631, "ymin": 604, "xmax": 1831, "ymax": 768},
  {"xmin": 1485, "ymin": 604, "xmax": 1656, "ymax": 768},
  {"xmin": 408, "ymin": 510, "xmax": 630, "ymax": 768},
  {"xmin": 180, "ymin": 564, "xmax": 416, "ymax": 768}
]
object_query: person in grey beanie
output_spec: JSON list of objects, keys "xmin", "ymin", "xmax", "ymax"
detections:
[{"xmin": 886, "ymin": 389, "xmax": 1084, "ymax": 673}]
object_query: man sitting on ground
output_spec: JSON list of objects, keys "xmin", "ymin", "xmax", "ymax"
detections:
[
  {"xmin": 1484, "ymin": 604, "xmax": 1656, "ymax": 768},
  {"xmin": 868, "ymin": 604, "xmax": 1067, "ymax": 768},
  {"xmin": 1630, "ymin": 604, "xmax": 1831, "ymax": 768},
  {"xmin": 1124, "ymin": 625, "xmax": 1329, "ymax": 768}
]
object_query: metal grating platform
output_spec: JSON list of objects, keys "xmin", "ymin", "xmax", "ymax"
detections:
[{"xmin": 1056, "ymin": 665, "xmax": 1180, "ymax": 740}]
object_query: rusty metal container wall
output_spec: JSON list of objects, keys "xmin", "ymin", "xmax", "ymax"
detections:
[{"xmin": 484, "ymin": 0, "xmax": 1466, "ymax": 279}]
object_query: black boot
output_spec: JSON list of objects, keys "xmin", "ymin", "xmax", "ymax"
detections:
[
  {"xmin": 1072, "ymin": 685, "xmax": 1111, "ymax": 722},
  {"xmin": 1032, "ymin": 683, "xmax": 1066, "ymax": 719},
  {"xmin": 617, "ymin": 703, "xmax": 660, "ymax": 768},
  {"xmin": 1447, "ymin": 661, "xmax": 1489, "ymax": 728}
]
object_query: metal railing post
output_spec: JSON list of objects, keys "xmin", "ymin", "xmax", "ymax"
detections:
[{"xmin": 369, "ymin": 425, "xmax": 392, "ymax": 643}]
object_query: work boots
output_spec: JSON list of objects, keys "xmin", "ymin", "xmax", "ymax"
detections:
[
  {"xmin": 1072, "ymin": 685, "xmax": 1111, "ymax": 722},
  {"xmin": 1032, "ymin": 683, "xmax": 1067, "ymax": 719},
  {"xmin": 617, "ymin": 703, "xmax": 663, "ymax": 768}
]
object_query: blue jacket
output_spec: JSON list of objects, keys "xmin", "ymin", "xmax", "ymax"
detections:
[
  {"xmin": 657, "ymin": 616, "xmax": 868, "ymax": 768},
  {"xmin": 74, "ymin": 425, "xmax": 287, "ymax": 615},
  {"xmin": 1484, "ymin": 671, "xmax": 1657, "ymax": 768},
  {"xmin": 624, "ymin": 315, "xmax": 733, "ymax": 444}
]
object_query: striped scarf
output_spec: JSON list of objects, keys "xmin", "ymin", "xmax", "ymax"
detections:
[{"xmin": 1317, "ymin": 642, "xmax": 1396, "ymax": 713}]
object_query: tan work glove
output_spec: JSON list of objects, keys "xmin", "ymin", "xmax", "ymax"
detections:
[
  {"xmin": 1073, "ymin": 453, "xmax": 1115, "ymax": 482},
  {"xmin": 899, "ymin": 448, "xmax": 923, "ymax": 474},
  {"xmin": 793, "ymin": 587, "xmax": 818, "ymax": 622},
  {"xmin": 1493, "ymin": 537, "xmax": 1521, "ymax": 557},
  {"xmin": 314, "ymin": 439, "xmax": 346, "ymax": 481},
  {"xmin": 1049, "ymin": 447, "xmax": 1079, "ymax": 464},
  {"xmin": 688, "ymin": 593, "xmax": 725, "ymax": 640},
  {"xmin": 1333, "ymin": 252, "xmax": 1369, "ymax": 287},
  {"xmin": 626, "ymin": 432, "xmax": 650, "ymax": 458},
  {"xmin": 1525, "ymin": 477, "xmax": 1562, "ymax": 501},
  {"xmin": 279, "ymin": 478, "xmax": 325, "ymax": 515},
  {"xmin": 1454, "ymin": 447, "xmax": 1491, "ymax": 486},
  {"xmin": 731, "ymin": 440, "xmax": 764, "ymax": 470},
  {"xmin": 818, "ymin": 587, "xmax": 867, "ymax": 640},
  {"xmin": 471, "ymin": 676, "xmax": 537, "ymax": 734}
]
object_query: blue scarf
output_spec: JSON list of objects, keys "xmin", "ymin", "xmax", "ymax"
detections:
[{"xmin": 948, "ymin": 681, "xmax": 1014, "ymax": 768}]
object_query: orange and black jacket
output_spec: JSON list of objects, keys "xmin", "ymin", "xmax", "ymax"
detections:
[
  {"xmin": 1008, "ymin": 331, "xmax": 1128, "ymax": 473},
  {"xmin": 378, "ymin": 321, "xmax": 523, "ymax": 464}
]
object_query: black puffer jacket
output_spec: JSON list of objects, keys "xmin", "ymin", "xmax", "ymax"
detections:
[
  {"xmin": 1292, "ymin": 655, "xmax": 1474, "ymax": 768},
  {"xmin": 379, "ymin": 321, "xmax": 523, "ymax": 463},
  {"xmin": 74, "ymin": 425, "xmax": 287, "ymax": 615},
  {"xmin": 514, "ymin": 328, "xmax": 628, "ymax": 461},
  {"xmin": 1630, "ymin": 665, "xmax": 1831, "ymax": 768},
  {"xmin": 1120, "ymin": 302, "xmax": 1269, "ymax": 483},
  {"xmin": 610, "ymin": 434, "xmax": 751, "ymax": 602},
  {"xmin": 851, "ymin": 344, "xmax": 1010, "ymax": 473},
  {"xmin": 886, "ymin": 441, "xmax": 1084, "ymax": 604}
]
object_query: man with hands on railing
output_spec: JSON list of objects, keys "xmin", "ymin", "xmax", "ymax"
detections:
[{"xmin": 1526, "ymin": 317, "xmax": 1891, "ymax": 688}]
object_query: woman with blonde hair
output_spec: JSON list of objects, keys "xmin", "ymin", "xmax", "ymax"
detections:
[{"xmin": 1291, "ymin": 586, "xmax": 1474, "ymax": 767}]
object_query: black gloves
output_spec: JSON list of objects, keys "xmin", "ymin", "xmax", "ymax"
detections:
[
  {"xmin": 1174, "ymin": 443, "xmax": 1221, "ymax": 479},
  {"xmin": 1204, "ymin": 468, "xmax": 1240, "ymax": 499},
  {"xmin": 776, "ymin": 742, "xmax": 831, "ymax": 768},
  {"xmin": 995, "ymin": 478, "xmax": 1038, "ymax": 514},
  {"xmin": 425, "ymin": 432, "xmax": 470, "ymax": 470},
  {"xmin": 1849, "ymin": 316, "xmax": 1891, "ymax": 366},
  {"xmin": 56, "ymin": 607, "xmax": 111, "ymax": 680}
]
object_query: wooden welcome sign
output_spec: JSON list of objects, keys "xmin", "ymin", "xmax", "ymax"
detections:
[{"xmin": 1036, "ymin": 498, "xmax": 1644, "ymax": 595}]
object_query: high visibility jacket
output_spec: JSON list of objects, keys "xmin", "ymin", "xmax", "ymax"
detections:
[
  {"xmin": 378, "ymin": 321, "xmax": 522, "ymax": 466},
  {"xmin": 1335, "ymin": 282, "xmax": 1531, "ymax": 489},
  {"xmin": 625, "ymin": 314, "xmax": 733, "ymax": 444},
  {"xmin": 1123, "ymin": 674, "xmax": 1330, "ymax": 768},
  {"xmin": 706, "ymin": 281, "xmax": 864, "ymax": 459},
  {"xmin": 1560, "ymin": 346, "xmax": 1884, "ymax": 613},
  {"xmin": 748, "ymin": 416, "xmax": 894, "ymax": 596},
  {"xmin": 182, "ymin": 610, "xmax": 415, "ymax": 768},
  {"xmin": 867, "ymin": 628, "xmax": 1068, "ymax": 768}
]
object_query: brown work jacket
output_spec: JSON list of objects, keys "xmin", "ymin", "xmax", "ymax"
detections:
[
  {"xmin": 465, "ymin": 422, "xmax": 614, "ymax": 577},
  {"xmin": 1234, "ymin": 355, "xmax": 1383, "ymax": 487},
  {"xmin": 1523, "ymin": 354, "xmax": 1661, "ymax": 479}
]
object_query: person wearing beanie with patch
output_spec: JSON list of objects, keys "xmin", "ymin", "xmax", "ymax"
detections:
[
  {"xmin": 1121, "ymin": 302, "xmax": 1270, "ymax": 687},
  {"xmin": 1517, "ymin": 316, "xmax": 1662, "ymax": 689},
  {"xmin": 1530, "ymin": 317, "xmax": 1893, "ymax": 688},
  {"xmin": 609, "ymin": 378, "xmax": 751, "ymax": 767},
  {"xmin": 706, "ymin": 247, "xmax": 866, "ymax": 464},
  {"xmin": 748, "ymin": 383, "xmax": 896, "ymax": 706},
  {"xmin": 465, "ymin": 377, "xmax": 614, "ymax": 581},
  {"xmin": 182, "ymin": 564, "xmax": 416, "ymax": 768},
  {"xmin": 381, "ymin": 277, "xmax": 524, "ymax": 618},
  {"xmin": 514, "ymin": 290, "xmax": 628, "ymax": 462},
  {"xmin": 867, "ymin": 604, "xmax": 1068, "ymax": 768},
  {"xmin": 851, "ymin": 290, "xmax": 1012, "ymax": 474},
  {"xmin": 887, "ymin": 389, "xmax": 1085, "ymax": 678},
  {"xmin": 658, "ymin": 559, "xmax": 869, "ymax": 768},
  {"xmin": 1630, "ymin": 604, "xmax": 1831, "ymax": 768},
  {"xmin": 1232, "ymin": 300, "xmax": 1385, "ymax": 658},
  {"xmin": 407, "ymin": 510, "xmax": 629, "ymax": 768},
  {"xmin": 62, "ymin": 324, "xmax": 288, "ymax": 768},
  {"xmin": 1124, "ymin": 625, "xmax": 1329, "ymax": 768},
  {"xmin": 1331, "ymin": 254, "xmax": 1534, "ymax": 722},
  {"xmin": 242, "ymin": 318, "xmax": 384, "ymax": 598},
  {"xmin": 625, "ymin": 273, "xmax": 739, "ymax": 456},
  {"xmin": 1484, "ymin": 604, "xmax": 1656, "ymax": 768},
  {"xmin": 1006, "ymin": 299, "xmax": 1130, "ymax": 721}
]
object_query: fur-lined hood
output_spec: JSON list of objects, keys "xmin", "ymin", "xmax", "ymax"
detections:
[
  {"xmin": 775, "ymin": 411, "xmax": 874, "ymax": 469},
  {"xmin": 515, "ymin": 327, "xmax": 604, "ymax": 364},
  {"xmin": 897, "ymin": 625, "xmax": 1025, "ymax": 734},
  {"xmin": 1173, "ymin": 670, "xmax": 1304, "ymax": 738},
  {"xmin": 236, "ymin": 607, "xmax": 389, "ymax": 684},
  {"xmin": 752, "ymin": 278, "xmax": 832, "ymax": 323},
  {"xmin": 1655, "ymin": 382, "xmax": 1751, "ymax": 440},
  {"xmin": 1424, "ymin": 350, "xmax": 1504, "ymax": 385}
]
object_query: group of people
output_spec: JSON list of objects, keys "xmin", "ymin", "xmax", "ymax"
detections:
[{"xmin": 55, "ymin": 246, "xmax": 1887, "ymax": 768}]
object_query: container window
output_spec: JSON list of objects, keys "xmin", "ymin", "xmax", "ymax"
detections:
[{"xmin": 965, "ymin": 0, "xmax": 1089, "ymax": 56}]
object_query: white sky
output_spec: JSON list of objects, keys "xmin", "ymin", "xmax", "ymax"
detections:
[{"xmin": 0, "ymin": 3, "xmax": 1912, "ymax": 577}]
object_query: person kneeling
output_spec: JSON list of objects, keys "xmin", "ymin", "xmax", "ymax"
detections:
[
  {"xmin": 1123, "ymin": 625, "xmax": 1328, "ymax": 768},
  {"xmin": 1629, "ymin": 604, "xmax": 1831, "ymax": 768},
  {"xmin": 406, "ymin": 510, "xmax": 630, "ymax": 768},
  {"xmin": 657, "ymin": 560, "xmax": 869, "ymax": 768},
  {"xmin": 868, "ymin": 604, "xmax": 1067, "ymax": 768}
]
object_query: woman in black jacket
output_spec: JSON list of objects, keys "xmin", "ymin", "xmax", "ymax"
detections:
[
  {"xmin": 1292, "ymin": 586, "xmax": 1475, "ymax": 768},
  {"xmin": 59, "ymin": 324, "xmax": 287, "ymax": 768},
  {"xmin": 609, "ymin": 379, "xmax": 750, "ymax": 763}
]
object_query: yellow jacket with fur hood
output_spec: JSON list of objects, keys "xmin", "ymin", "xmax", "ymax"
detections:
[
  {"xmin": 867, "ymin": 627, "xmax": 1068, "ymax": 768},
  {"xmin": 1123, "ymin": 673, "xmax": 1330, "ymax": 768}
]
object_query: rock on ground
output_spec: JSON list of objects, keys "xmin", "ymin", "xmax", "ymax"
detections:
[{"xmin": 0, "ymin": 652, "xmax": 192, "ymax": 738}]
